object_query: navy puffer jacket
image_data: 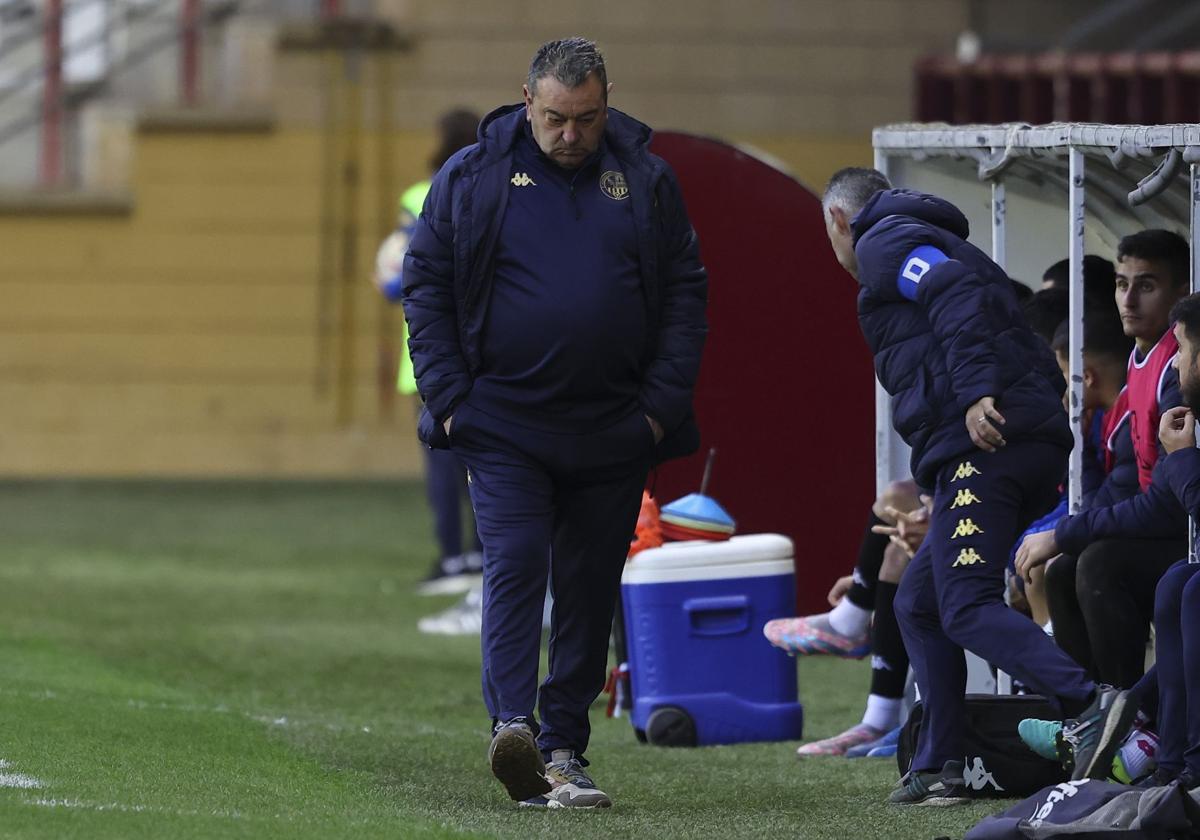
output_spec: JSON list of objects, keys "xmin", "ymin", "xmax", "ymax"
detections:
[
  {"xmin": 401, "ymin": 104, "xmax": 707, "ymax": 461},
  {"xmin": 854, "ymin": 189, "xmax": 1072, "ymax": 487}
]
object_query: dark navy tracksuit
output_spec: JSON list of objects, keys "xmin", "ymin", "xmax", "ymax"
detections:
[
  {"xmin": 401, "ymin": 106, "xmax": 707, "ymax": 761},
  {"xmin": 1057, "ymin": 447, "xmax": 1200, "ymax": 777},
  {"xmin": 853, "ymin": 190, "xmax": 1096, "ymax": 773}
]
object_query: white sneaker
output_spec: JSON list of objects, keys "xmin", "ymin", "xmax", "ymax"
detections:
[
  {"xmin": 540, "ymin": 750, "xmax": 612, "ymax": 808},
  {"xmin": 416, "ymin": 587, "xmax": 482, "ymax": 635},
  {"xmin": 415, "ymin": 552, "xmax": 484, "ymax": 596}
]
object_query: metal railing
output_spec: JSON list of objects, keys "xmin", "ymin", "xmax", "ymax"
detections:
[{"xmin": 0, "ymin": 0, "xmax": 345, "ymax": 187}]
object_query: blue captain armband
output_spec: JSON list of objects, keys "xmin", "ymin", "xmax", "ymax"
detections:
[{"xmin": 897, "ymin": 245, "xmax": 949, "ymax": 301}]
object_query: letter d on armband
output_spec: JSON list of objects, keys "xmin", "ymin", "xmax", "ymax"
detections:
[{"xmin": 896, "ymin": 245, "xmax": 949, "ymax": 301}]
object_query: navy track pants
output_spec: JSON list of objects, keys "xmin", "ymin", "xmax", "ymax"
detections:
[
  {"xmin": 423, "ymin": 446, "xmax": 480, "ymax": 559},
  {"xmin": 448, "ymin": 400, "xmax": 652, "ymax": 762},
  {"xmin": 1151, "ymin": 560, "xmax": 1200, "ymax": 776},
  {"xmin": 895, "ymin": 440, "xmax": 1096, "ymax": 772}
]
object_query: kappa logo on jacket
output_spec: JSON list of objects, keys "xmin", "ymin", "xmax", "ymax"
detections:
[{"xmin": 510, "ymin": 172, "xmax": 536, "ymax": 187}]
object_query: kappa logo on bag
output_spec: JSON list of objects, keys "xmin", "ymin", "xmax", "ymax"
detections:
[
  {"xmin": 1029, "ymin": 780, "xmax": 1091, "ymax": 827},
  {"xmin": 964, "ymin": 756, "xmax": 1004, "ymax": 792}
]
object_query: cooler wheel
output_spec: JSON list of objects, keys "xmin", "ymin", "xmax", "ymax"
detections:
[{"xmin": 646, "ymin": 706, "xmax": 697, "ymax": 747}]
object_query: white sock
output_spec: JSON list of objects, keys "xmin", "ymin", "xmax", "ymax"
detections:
[
  {"xmin": 828, "ymin": 598, "xmax": 871, "ymax": 638},
  {"xmin": 1042, "ymin": 620, "xmax": 1054, "ymax": 636},
  {"xmin": 862, "ymin": 694, "xmax": 902, "ymax": 732},
  {"xmin": 1117, "ymin": 726, "xmax": 1158, "ymax": 781}
]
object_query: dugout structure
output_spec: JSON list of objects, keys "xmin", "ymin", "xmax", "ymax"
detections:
[
  {"xmin": 874, "ymin": 123, "xmax": 1200, "ymax": 693},
  {"xmin": 872, "ymin": 123, "xmax": 1200, "ymax": 517}
]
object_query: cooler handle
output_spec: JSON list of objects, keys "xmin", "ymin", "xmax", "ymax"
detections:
[{"xmin": 683, "ymin": 595, "xmax": 750, "ymax": 636}]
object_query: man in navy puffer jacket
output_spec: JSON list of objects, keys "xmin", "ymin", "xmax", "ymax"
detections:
[
  {"xmin": 402, "ymin": 38, "xmax": 707, "ymax": 809},
  {"xmin": 823, "ymin": 168, "xmax": 1105, "ymax": 805}
]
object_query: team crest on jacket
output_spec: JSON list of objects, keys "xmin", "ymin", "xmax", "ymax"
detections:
[{"xmin": 600, "ymin": 170, "xmax": 629, "ymax": 200}]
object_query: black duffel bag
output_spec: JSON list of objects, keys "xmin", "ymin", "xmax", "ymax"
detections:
[{"xmin": 898, "ymin": 694, "xmax": 1069, "ymax": 798}]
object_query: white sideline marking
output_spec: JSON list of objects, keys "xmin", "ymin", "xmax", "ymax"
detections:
[
  {"xmin": 0, "ymin": 774, "xmax": 43, "ymax": 790},
  {"xmin": 0, "ymin": 759, "xmax": 44, "ymax": 789},
  {"xmin": 3, "ymin": 686, "xmax": 389, "ymax": 736},
  {"xmin": 32, "ymin": 799, "xmax": 146, "ymax": 813},
  {"xmin": 30, "ymin": 798, "xmax": 247, "ymax": 821}
]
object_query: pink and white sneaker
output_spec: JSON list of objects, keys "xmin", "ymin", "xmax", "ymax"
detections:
[
  {"xmin": 796, "ymin": 723, "xmax": 883, "ymax": 757},
  {"xmin": 763, "ymin": 613, "xmax": 870, "ymax": 659}
]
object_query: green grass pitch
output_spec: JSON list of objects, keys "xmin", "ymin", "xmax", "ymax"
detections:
[{"xmin": 0, "ymin": 479, "xmax": 1007, "ymax": 838}]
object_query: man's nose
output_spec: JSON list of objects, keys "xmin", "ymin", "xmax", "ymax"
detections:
[{"xmin": 562, "ymin": 125, "xmax": 578, "ymax": 144}]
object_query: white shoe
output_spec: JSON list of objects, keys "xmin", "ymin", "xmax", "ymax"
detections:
[
  {"xmin": 543, "ymin": 750, "xmax": 612, "ymax": 808},
  {"xmin": 415, "ymin": 552, "xmax": 484, "ymax": 596},
  {"xmin": 417, "ymin": 587, "xmax": 483, "ymax": 635}
]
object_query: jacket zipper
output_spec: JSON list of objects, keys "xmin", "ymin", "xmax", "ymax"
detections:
[{"xmin": 568, "ymin": 175, "xmax": 581, "ymax": 220}]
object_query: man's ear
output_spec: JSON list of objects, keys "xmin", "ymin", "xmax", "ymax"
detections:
[
  {"xmin": 830, "ymin": 205, "xmax": 852, "ymax": 236},
  {"xmin": 522, "ymin": 84, "xmax": 533, "ymax": 113},
  {"xmin": 1082, "ymin": 366, "xmax": 1096, "ymax": 390}
]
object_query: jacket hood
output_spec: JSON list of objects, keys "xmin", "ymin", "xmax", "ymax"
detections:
[
  {"xmin": 851, "ymin": 189, "xmax": 970, "ymax": 245},
  {"xmin": 476, "ymin": 103, "xmax": 654, "ymax": 161}
]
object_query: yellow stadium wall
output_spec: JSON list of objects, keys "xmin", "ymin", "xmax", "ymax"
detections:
[{"xmin": 1, "ymin": 126, "xmax": 423, "ymax": 477}]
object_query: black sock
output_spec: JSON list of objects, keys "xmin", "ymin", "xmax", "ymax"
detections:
[
  {"xmin": 848, "ymin": 512, "xmax": 889, "ymax": 610},
  {"xmin": 869, "ymin": 581, "xmax": 908, "ymax": 699}
]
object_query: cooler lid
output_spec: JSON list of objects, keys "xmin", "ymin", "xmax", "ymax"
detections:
[{"xmin": 622, "ymin": 533, "xmax": 794, "ymax": 584}]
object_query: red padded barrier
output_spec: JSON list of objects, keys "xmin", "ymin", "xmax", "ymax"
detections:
[{"xmin": 649, "ymin": 132, "xmax": 876, "ymax": 613}]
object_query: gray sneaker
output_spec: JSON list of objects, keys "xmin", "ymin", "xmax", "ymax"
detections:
[
  {"xmin": 488, "ymin": 719, "xmax": 551, "ymax": 802},
  {"xmin": 1064, "ymin": 687, "xmax": 1137, "ymax": 781},
  {"xmin": 540, "ymin": 750, "xmax": 612, "ymax": 808},
  {"xmin": 887, "ymin": 761, "xmax": 970, "ymax": 806}
]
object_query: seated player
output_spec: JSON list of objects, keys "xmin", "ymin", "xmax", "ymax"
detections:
[
  {"xmin": 1011, "ymin": 310, "xmax": 1135, "ymax": 625},
  {"xmin": 1018, "ymin": 294, "xmax": 1200, "ymax": 784},
  {"xmin": 1041, "ymin": 254, "xmax": 1118, "ymax": 306},
  {"xmin": 1021, "ymin": 230, "xmax": 1190, "ymax": 688},
  {"xmin": 764, "ymin": 482, "xmax": 925, "ymax": 756},
  {"xmin": 1023, "ymin": 287, "xmax": 1068, "ymax": 345}
]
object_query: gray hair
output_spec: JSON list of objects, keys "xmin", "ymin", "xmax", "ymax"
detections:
[
  {"xmin": 527, "ymin": 37, "xmax": 607, "ymax": 97},
  {"xmin": 822, "ymin": 167, "xmax": 891, "ymax": 222}
]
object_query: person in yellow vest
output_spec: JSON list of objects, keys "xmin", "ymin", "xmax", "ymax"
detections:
[{"xmin": 374, "ymin": 108, "xmax": 482, "ymax": 596}]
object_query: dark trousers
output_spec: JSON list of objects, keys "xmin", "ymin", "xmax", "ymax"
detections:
[
  {"xmin": 449, "ymin": 400, "xmax": 652, "ymax": 762},
  {"xmin": 1151, "ymin": 560, "xmax": 1200, "ymax": 776},
  {"xmin": 895, "ymin": 441, "xmax": 1095, "ymax": 772},
  {"xmin": 423, "ymin": 446, "xmax": 480, "ymax": 559},
  {"xmin": 1045, "ymin": 538, "xmax": 1186, "ymax": 688}
]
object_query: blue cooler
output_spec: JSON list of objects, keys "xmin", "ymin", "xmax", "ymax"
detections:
[{"xmin": 620, "ymin": 534, "xmax": 803, "ymax": 746}]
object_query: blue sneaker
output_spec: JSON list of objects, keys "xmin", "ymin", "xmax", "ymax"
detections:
[
  {"xmin": 846, "ymin": 724, "xmax": 901, "ymax": 758},
  {"xmin": 867, "ymin": 727, "xmax": 900, "ymax": 758},
  {"xmin": 1018, "ymin": 718, "xmax": 1065, "ymax": 762}
]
